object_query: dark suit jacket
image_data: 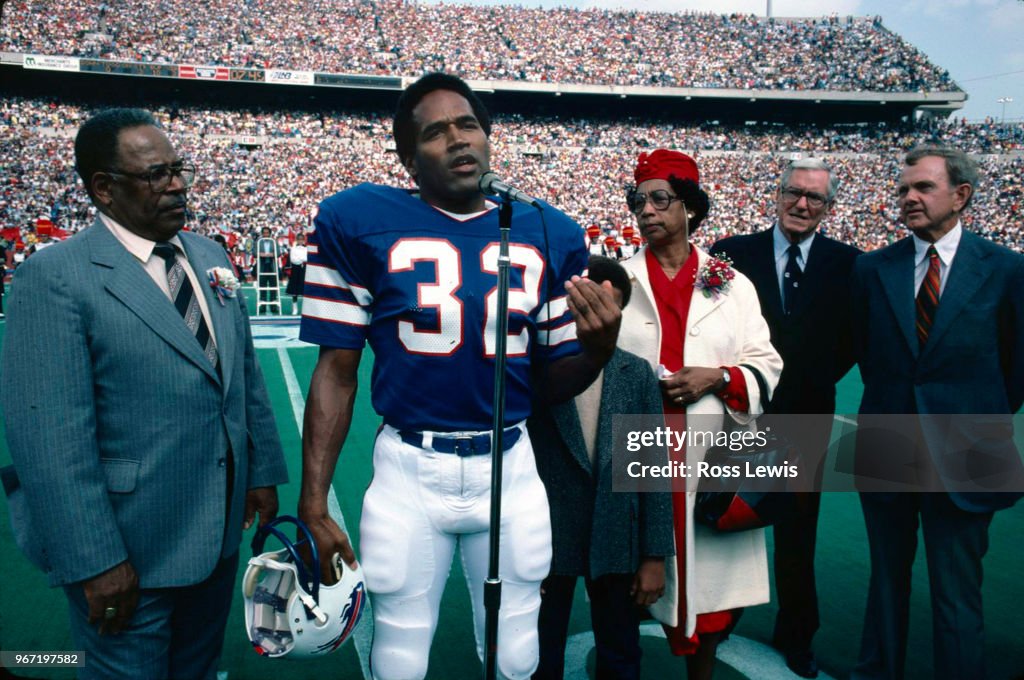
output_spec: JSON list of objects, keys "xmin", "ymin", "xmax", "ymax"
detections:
[
  {"xmin": 1, "ymin": 219, "xmax": 289, "ymax": 587},
  {"xmin": 711, "ymin": 228, "xmax": 861, "ymax": 414},
  {"xmin": 851, "ymin": 230, "xmax": 1024, "ymax": 512},
  {"xmin": 529, "ymin": 348, "xmax": 673, "ymax": 579}
]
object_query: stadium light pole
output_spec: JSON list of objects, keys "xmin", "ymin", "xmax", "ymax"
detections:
[{"xmin": 998, "ymin": 97, "xmax": 1013, "ymax": 123}]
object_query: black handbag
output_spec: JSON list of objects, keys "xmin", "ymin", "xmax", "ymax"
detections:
[{"xmin": 694, "ymin": 364, "xmax": 801, "ymax": 532}]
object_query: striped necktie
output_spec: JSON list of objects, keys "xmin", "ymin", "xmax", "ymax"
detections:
[
  {"xmin": 153, "ymin": 242, "xmax": 219, "ymax": 369},
  {"xmin": 915, "ymin": 245, "xmax": 941, "ymax": 347}
]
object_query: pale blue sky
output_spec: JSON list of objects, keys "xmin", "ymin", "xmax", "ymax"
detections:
[{"xmin": 438, "ymin": 0, "xmax": 1024, "ymax": 121}]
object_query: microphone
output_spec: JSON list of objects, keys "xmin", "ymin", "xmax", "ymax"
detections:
[{"xmin": 478, "ymin": 172, "xmax": 542, "ymax": 209}]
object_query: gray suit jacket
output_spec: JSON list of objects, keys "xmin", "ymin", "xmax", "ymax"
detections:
[
  {"xmin": 851, "ymin": 230, "xmax": 1024, "ymax": 512},
  {"xmin": 529, "ymin": 348, "xmax": 673, "ymax": 579},
  {"xmin": 1, "ymin": 219, "xmax": 288, "ymax": 588}
]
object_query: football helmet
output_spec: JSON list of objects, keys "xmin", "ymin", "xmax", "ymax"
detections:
[{"xmin": 242, "ymin": 515, "xmax": 367, "ymax": 659}]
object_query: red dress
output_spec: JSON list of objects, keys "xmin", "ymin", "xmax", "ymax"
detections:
[{"xmin": 645, "ymin": 247, "xmax": 747, "ymax": 656}]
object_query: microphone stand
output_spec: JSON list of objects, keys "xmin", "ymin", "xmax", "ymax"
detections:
[{"xmin": 484, "ymin": 197, "xmax": 513, "ymax": 680}]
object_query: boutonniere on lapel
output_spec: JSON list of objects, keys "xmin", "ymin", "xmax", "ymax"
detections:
[
  {"xmin": 207, "ymin": 267, "xmax": 240, "ymax": 306},
  {"xmin": 694, "ymin": 256, "xmax": 736, "ymax": 300}
]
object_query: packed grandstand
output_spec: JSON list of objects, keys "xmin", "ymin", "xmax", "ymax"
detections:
[
  {"xmin": 2, "ymin": 2, "xmax": 957, "ymax": 91},
  {"xmin": 0, "ymin": 3, "xmax": 1022, "ymax": 262},
  {"xmin": 2, "ymin": 98, "xmax": 1022, "ymax": 257}
]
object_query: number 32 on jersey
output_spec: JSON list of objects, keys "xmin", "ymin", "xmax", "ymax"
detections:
[{"xmin": 388, "ymin": 238, "xmax": 547, "ymax": 357}]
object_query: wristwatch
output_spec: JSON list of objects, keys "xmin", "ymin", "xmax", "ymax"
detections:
[{"xmin": 720, "ymin": 368, "xmax": 731, "ymax": 388}]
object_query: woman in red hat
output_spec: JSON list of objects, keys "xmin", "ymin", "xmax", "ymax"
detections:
[{"xmin": 617, "ymin": 149, "xmax": 783, "ymax": 678}]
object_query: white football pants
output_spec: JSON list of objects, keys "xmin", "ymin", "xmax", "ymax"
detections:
[{"xmin": 360, "ymin": 424, "xmax": 552, "ymax": 680}]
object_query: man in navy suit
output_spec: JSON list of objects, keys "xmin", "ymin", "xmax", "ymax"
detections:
[
  {"xmin": 850, "ymin": 145, "xmax": 1024, "ymax": 679},
  {"xmin": 1, "ymin": 109, "xmax": 288, "ymax": 679},
  {"xmin": 711, "ymin": 158, "xmax": 860, "ymax": 678}
]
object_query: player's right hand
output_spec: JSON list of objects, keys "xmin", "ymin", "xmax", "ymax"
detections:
[
  {"xmin": 565, "ymin": 275, "xmax": 621, "ymax": 366},
  {"xmin": 298, "ymin": 511, "xmax": 357, "ymax": 585}
]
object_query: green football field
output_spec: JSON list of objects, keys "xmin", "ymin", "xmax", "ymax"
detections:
[{"xmin": 1, "ymin": 289, "xmax": 1022, "ymax": 679}]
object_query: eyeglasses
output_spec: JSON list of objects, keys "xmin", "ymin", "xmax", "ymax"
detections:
[
  {"xmin": 627, "ymin": 189, "xmax": 683, "ymax": 215},
  {"xmin": 104, "ymin": 161, "xmax": 197, "ymax": 192},
  {"xmin": 780, "ymin": 187, "xmax": 828, "ymax": 209}
]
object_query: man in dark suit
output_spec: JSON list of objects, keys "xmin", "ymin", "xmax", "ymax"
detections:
[
  {"xmin": 850, "ymin": 145, "xmax": 1024, "ymax": 679},
  {"xmin": 711, "ymin": 158, "xmax": 860, "ymax": 678},
  {"xmin": 1, "ymin": 108, "xmax": 288, "ymax": 679},
  {"xmin": 530, "ymin": 255, "xmax": 674, "ymax": 680}
]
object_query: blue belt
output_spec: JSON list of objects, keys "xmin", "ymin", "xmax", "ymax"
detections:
[{"xmin": 398, "ymin": 426, "xmax": 521, "ymax": 456}]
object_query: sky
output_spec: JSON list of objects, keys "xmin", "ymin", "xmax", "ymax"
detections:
[{"xmin": 442, "ymin": 0, "xmax": 1024, "ymax": 121}]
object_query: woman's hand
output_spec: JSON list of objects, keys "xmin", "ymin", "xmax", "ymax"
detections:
[{"xmin": 659, "ymin": 366, "xmax": 726, "ymax": 405}]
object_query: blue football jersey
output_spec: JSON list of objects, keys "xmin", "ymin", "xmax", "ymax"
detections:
[{"xmin": 300, "ymin": 183, "xmax": 587, "ymax": 431}]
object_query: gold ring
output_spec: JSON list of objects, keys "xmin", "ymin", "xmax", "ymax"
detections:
[
  {"xmin": 675, "ymin": 396, "xmax": 684, "ymax": 404},
  {"xmin": 104, "ymin": 606, "xmax": 117, "ymax": 620}
]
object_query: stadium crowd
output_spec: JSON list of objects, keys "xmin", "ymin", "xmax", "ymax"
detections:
[
  {"xmin": 2, "ymin": 97, "xmax": 1022, "ymax": 267},
  {"xmin": 1, "ymin": 2, "xmax": 957, "ymax": 93}
]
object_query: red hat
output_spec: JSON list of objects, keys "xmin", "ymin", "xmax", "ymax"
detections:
[
  {"xmin": 634, "ymin": 149, "xmax": 699, "ymax": 186},
  {"xmin": 586, "ymin": 224, "xmax": 601, "ymax": 238}
]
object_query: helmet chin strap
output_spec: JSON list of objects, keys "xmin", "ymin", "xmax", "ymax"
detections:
[
  {"xmin": 293, "ymin": 554, "xmax": 344, "ymax": 626},
  {"xmin": 297, "ymin": 592, "xmax": 329, "ymax": 625}
]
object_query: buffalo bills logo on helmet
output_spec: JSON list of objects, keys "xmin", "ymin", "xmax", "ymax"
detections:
[
  {"xmin": 314, "ymin": 581, "xmax": 367, "ymax": 654},
  {"xmin": 242, "ymin": 516, "xmax": 370, "ymax": 659}
]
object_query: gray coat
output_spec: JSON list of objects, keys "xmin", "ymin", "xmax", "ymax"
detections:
[
  {"xmin": 529, "ymin": 347, "xmax": 673, "ymax": 579},
  {"xmin": 1, "ymin": 219, "xmax": 288, "ymax": 588}
]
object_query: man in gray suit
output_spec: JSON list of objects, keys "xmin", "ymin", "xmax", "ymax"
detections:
[
  {"xmin": 1, "ymin": 108, "xmax": 288, "ymax": 679},
  {"xmin": 851, "ymin": 145, "xmax": 1024, "ymax": 679},
  {"xmin": 530, "ymin": 255, "xmax": 673, "ymax": 680}
]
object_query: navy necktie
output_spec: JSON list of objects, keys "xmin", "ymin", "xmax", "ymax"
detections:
[
  {"xmin": 783, "ymin": 243, "xmax": 803, "ymax": 315},
  {"xmin": 153, "ymin": 242, "xmax": 219, "ymax": 369}
]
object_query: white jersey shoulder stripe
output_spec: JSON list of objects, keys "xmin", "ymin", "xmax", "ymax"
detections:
[
  {"xmin": 535, "ymin": 296, "xmax": 569, "ymax": 325},
  {"xmin": 302, "ymin": 296, "xmax": 370, "ymax": 327},
  {"xmin": 537, "ymin": 321, "xmax": 577, "ymax": 347},
  {"xmin": 306, "ymin": 263, "xmax": 374, "ymax": 307},
  {"xmin": 305, "ymin": 262, "xmax": 346, "ymax": 289}
]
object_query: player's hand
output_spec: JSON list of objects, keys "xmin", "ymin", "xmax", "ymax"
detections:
[
  {"xmin": 83, "ymin": 560, "xmax": 139, "ymax": 636},
  {"xmin": 631, "ymin": 557, "xmax": 666, "ymax": 606},
  {"xmin": 565, "ymin": 275, "xmax": 621, "ymax": 367},
  {"xmin": 243, "ymin": 486, "xmax": 279, "ymax": 530},
  {"xmin": 660, "ymin": 366, "xmax": 725, "ymax": 405},
  {"xmin": 298, "ymin": 510, "xmax": 356, "ymax": 585}
]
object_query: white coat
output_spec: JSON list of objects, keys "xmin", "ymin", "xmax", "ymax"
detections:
[{"xmin": 618, "ymin": 245, "xmax": 783, "ymax": 636}]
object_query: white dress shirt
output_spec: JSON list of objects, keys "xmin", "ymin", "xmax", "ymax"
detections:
[
  {"xmin": 772, "ymin": 224, "xmax": 816, "ymax": 298},
  {"xmin": 100, "ymin": 213, "xmax": 217, "ymax": 344},
  {"xmin": 912, "ymin": 222, "xmax": 962, "ymax": 297}
]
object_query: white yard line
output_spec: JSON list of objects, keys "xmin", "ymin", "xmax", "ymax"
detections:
[
  {"xmin": 277, "ymin": 347, "xmax": 373, "ymax": 680},
  {"xmin": 563, "ymin": 624, "xmax": 836, "ymax": 680}
]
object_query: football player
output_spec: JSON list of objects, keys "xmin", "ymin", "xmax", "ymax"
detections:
[{"xmin": 297, "ymin": 72, "xmax": 620, "ymax": 680}]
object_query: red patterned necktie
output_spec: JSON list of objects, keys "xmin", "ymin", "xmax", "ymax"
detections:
[
  {"xmin": 153, "ymin": 242, "xmax": 219, "ymax": 369},
  {"xmin": 915, "ymin": 245, "xmax": 941, "ymax": 347}
]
